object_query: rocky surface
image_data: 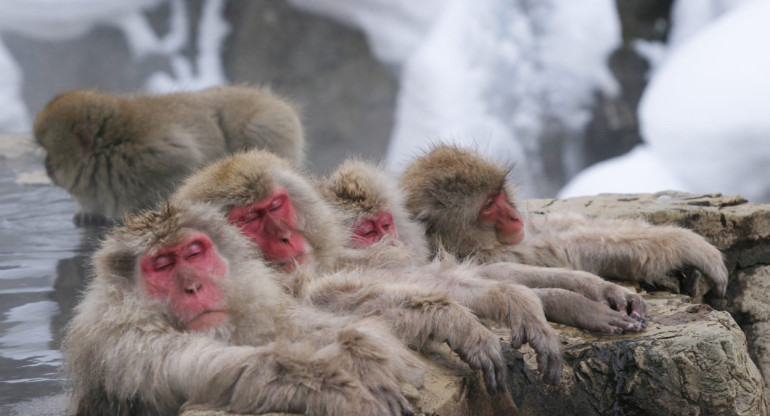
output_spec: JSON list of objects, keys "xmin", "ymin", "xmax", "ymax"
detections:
[{"xmin": 508, "ymin": 292, "xmax": 765, "ymax": 416}]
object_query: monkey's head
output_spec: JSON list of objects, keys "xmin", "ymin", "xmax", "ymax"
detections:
[
  {"xmin": 401, "ymin": 144, "xmax": 525, "ymax": 258},
  {"xmin": 94, "ymin": 202, "xmax": 266, "ymax": 333},
  {"xmin": 173, "ymin": 149, "xmax": 346, "ymax": 273},
  {"xmin": 34, "ymin": 90, "xmax": 119, "ymax": 190},
  {"xmin": 322, "ymin": 159, "xmax": 430, "ymax": 259}
]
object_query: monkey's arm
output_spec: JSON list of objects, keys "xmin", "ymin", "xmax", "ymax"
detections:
[
  {"xmin": 158, "ymin": 333, "xmax": 413, "ymax": 416},
  {"xmin": 476, "ymin": 262, "xmax": 647, "ymax": 319},
  {"xmin": 303, "ymin": 273, "xmax": 509, "ymax": 393},
  {"xmin": 337, "ymin": 265, "xmax": 564, "ymax": 386},
  {"xmin": 517, "ymin": 215, "xmax": 728, "ymax": 296}
]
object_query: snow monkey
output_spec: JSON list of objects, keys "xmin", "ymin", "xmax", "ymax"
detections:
[
  {"xmin": 63, "ymin": 201, "xmax": 425, "ymax": 416},
  {"xmin": 321, "ymin": 159, "xmax": 647, "ymax": 334},
  {"xmin": 399, "ymin": 144, "xmax": 729, "ymax": 298},
  {"xmin": 173, "ymin": 149, "xmax": 560, "ymax": 387},
  {"xmin": 34, "ymin": 85, "xmax": 304, "ymax": 226}
]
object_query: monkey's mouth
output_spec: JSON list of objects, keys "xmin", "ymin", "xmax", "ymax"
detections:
[
  {"xmin": 275, "ymin": 253, "xmax": 309, "ymax": 272},
  {"xmin": 186, "ymin": 310, "xmax": 229, "ymax": 331},
  {"xmin": 499, "ymin": 228, "xmax": 526, "ymax": 245}
]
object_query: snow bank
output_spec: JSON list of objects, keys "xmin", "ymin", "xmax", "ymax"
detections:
[{"xmin": 561, "ymin": 0, "xmax": 770, "ymax": 202}]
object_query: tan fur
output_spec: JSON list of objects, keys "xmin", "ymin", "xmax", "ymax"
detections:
[
  {"xmin": 322, "ymin": 158, "xmax": 430, "ymax": 261},
  {"xmin": 63, "ymin": 202, "xmax": 423, "ymax": 416},
  {"xmin": 322, "ymin": 160, "xmax": 646, "ymax": 352},
  {"xmin": 34, "ymin": 86, "xmax": 304, "ymax": 224},
  {"xmin": 174, "ymin": 150, "xmax": 514, "ymax": 393},
  {"xmin": 400, "ymin": 144, "xmax": 728, "ymax": 297}
]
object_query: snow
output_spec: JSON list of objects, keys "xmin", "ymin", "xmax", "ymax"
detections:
[
  {"xmin": 384, "ymin": 0, "xmax": 620, "ymax": 197},
  {"xmin": 561, "ymin": 0, "xmax": 770, "ymax": 201},
  {"xmin": 558, "ymin": 144, "xmax": 688, "ymax": 197}
]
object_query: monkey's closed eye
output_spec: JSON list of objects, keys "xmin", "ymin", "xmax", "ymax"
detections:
[
  {"xmin": 239, "ymin": 211, "xmax": 262, "ymax": 225},
  {"xmin": 183, "ymin": 241, "xmax": 205, "ymax": 260},
  {"xmin": 268, "ymin": 197, "xmax": 284, "ymax": 212},
  {"xmin": 152, "ymin": 255, "xmax": 175, "ymax": 271}
]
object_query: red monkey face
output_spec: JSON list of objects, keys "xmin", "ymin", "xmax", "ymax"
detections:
[
  {"xmin": 479, "ymin": 189, "xmax": 525, "ymax": 245},
  {"xmin": 350, "ymin": 211, "xmax": 399, "ymax": 248},
  {"xmin": 140, "ymin": 231, "xmax": 229, "ymax": 331},
  {"xmin": 227, "ymin": 187, "xmax": 308, "ymax": 272}
]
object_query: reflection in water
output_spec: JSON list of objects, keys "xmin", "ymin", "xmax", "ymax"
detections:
[
  {"xmin": 0, "ymin": 147, "xmax": 107, "ymax": 414},
  {"xmin": 0, "ymin": 300, "xmax": 62, "ymax": 365}
]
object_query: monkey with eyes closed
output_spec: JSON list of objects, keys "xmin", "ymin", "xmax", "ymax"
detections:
[
  {"xmin": 321, "ymin": 159, "xmax": 647, "ymax": 334},
  {"xmin": 172, "ymin": 148, "xmax": 560, "ymax": 386},
  {"xmin": 399, "ymin": 144, "xmax": 729, "ymax": 298},
  {"xmin": 34, "ymin": 85, "xmax": 304, "ymax": 226},
  {"xmin": 63, "ymin": 201, "xmax": 425, "ymax": 416}
]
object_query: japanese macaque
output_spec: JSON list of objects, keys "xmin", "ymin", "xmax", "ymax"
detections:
[
  {"xmin": 34, "ymin": 85, "xmax": 304, "ymax": 225},
  {"xmin": 399, "ymin": 144, "xmax": 729, "ymax": 297},
  {"xmin": 321, "ymin": 159, "xmax": 647, "ymax": 334},
  {"xmin": 63, "ymin": 201, "xmax": 424, "ymax": 416},
  {"xmin": 173, "ymin": 149, "xmax": 559, "ymax": 386}
]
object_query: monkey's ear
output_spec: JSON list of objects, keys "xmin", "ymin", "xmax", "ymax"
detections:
[{"xmin": 72, "ymin": 124, "xmax": 93, "ymax": 153}]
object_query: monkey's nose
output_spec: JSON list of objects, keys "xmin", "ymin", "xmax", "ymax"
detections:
[{"xmin": 184, "ymin": 282, "xmax": 203, "ymax": 295}]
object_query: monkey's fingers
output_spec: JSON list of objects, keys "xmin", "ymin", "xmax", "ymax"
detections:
[
  {"xmin": 510, "ymin": 330, "xmax": 527, "ymax": 349},
  {"xmin": 626, "ymin": 293, "xmax": 648, "ymax": 319},
  {"xmin": 450, "ymin": 334, "xmax": 507, "ymax": 395},
  {"xmin": 526, "ymin": 326, "xmax": 563, "ymax": 385}
]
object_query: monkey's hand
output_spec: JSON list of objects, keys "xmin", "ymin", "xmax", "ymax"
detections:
[
  {"xmin": 437, "ymin": 306, "xmax": 508, "ymax": 395},
  {"xmin": 536, "ymin": 288, "xmax": 646, "ymax": 334},
  {"xmin": 593, "ymin": 282, "xmax": 648, "ymax": 320},
  {"xmin": 335, "ymin": 326, "xmax": 421, "ymax": 416},
  {"xmin": 500, "ymin": 285, "xmax": 563, "ymax": 385},
  {"xmin": 671, "ymin": 231, "xmax": 728, "ymax": 298}
]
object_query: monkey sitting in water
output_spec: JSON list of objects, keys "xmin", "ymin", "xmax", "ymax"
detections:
[
  {"xmin": 63, "ymin": 201, "xmax": 423, "ymax": 416},
  {"xmin": 399, "ymin": 144, "xmax": 728, "ymax": 298},
  {"xmin": 321, "ymin": 159, "xmax": 647, "ymax": 334},
  {"xmin": 34, "ymin": 85, "xmax": 305, "ymax": 226}
]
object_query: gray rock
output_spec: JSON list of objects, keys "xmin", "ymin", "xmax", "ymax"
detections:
[{"xmin": 508, "ymin": 293, "xmax": 766, "ymax": 416}]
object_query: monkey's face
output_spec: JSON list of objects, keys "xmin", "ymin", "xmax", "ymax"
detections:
[
  {"xmin": 350, "ymin": 211, "xmax": 399, "ymax": 248},
  {"xmin": 227, "ymin": 187, "xmax": 309, "ymax": 272},
  {"xmin": 139, "ymin": 229, "xmax": 229, "ymax": 331},
  {"xmin": 478, "ymin": 189, "xmax": 525, "ymax": 245}
]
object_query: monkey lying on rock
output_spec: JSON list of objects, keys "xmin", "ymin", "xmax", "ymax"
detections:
[
  {"xmin": 173, "ymin": 148, "xmax": 559, "ymax": 386},
  {"xmin": 63, "ymin": 201, "xmax": 423, "ymax": 416},
  {"xmin": 399, "ymin": 144, "xmax": 728, "ymax": 298},
  {"xmin": 35, "ymin": 85, "xmax": 304, "ymax": 226},
  {"xmin": 321, "ymin": 158, "xmax": 648, "ymax": 334}
]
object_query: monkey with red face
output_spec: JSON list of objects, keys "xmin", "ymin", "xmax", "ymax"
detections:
[
  {"xmin": 173, "ymin": 149, "xmax": 561, "ymax": 387},
  {"xmin": 400, "ymin": 144, "xmax": 728, "ymax": 298},
  {"xmin": 321, "ymin": 159, "xmax": 647, "ymax": 334},
  {"xmin": 63, "ymin": 201, "xmax": 423, "ymax": 416}
]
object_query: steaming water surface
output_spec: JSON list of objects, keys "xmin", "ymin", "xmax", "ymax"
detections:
[{"xmin": 0, "ymin": 139, "xmax": 99, "ymax": 415}]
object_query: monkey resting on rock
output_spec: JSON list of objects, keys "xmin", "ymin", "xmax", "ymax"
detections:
[
  {"xmin": 172, "ymin": 148, "xmax": 560, "ymax": 386},
  {"xmin": 399, "ymin": 144, "xmax": 728, "ymax": 299},
  {"xmin": 35, "ymin": 85, "xmax": 304, "ymax": 226},
  {"xmin": 321, "ymin": 158, "xmax": 648, "ymax": 334},
  {"xmin": 63, "ymin": 201, "xmax": 424, "ymax": 416}
]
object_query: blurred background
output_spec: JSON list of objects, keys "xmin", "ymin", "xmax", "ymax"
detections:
[
  {"xmin": 2, "ymin": 0, "xmax": 768, "ymax": 201},
  {"xmin": 0, "ymin": 0, "xmax": 768, "ymax": 414}
]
